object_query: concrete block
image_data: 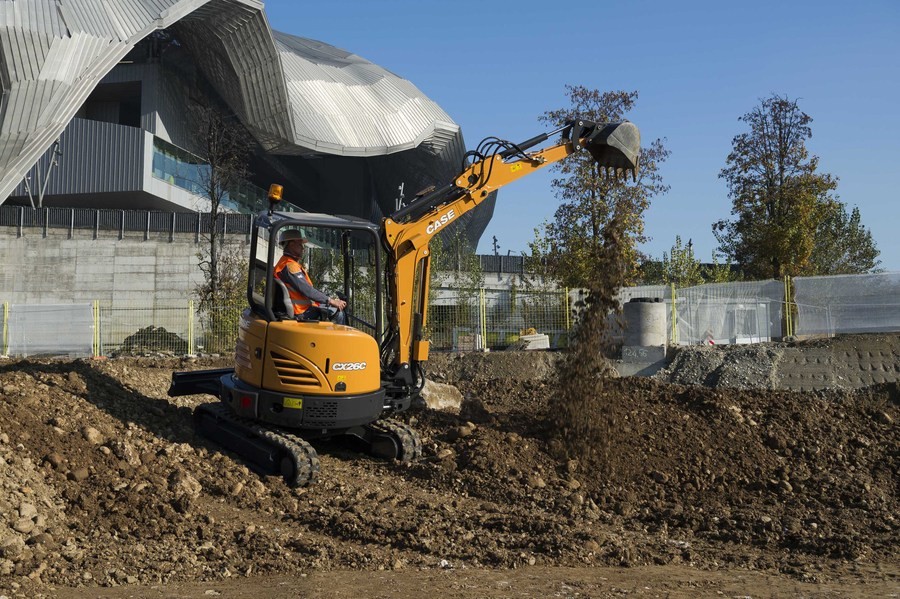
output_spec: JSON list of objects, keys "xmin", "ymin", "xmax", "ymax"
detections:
[
  {"xmin": 615, "ymin": 360, "xmax": 668, "ymax": 377},
  {"xmin": 519, "ymin": 334, "xmax": 550, "ymax": 350}
]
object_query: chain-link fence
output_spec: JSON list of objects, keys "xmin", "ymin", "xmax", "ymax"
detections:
[
  {"xmin": 674, "ymin": 280, "xmax": 784, "ymax": 345},
  {"xmin": 1, "ymin": 287, "xmax": 573, "ymax": 357},
  {"xmin": 4, "ymin": 303, "xmax": 94, "ymax": 357},
  {"xmin": 611, "ymin": 280, "xmax": 785, "ymax": 346}
]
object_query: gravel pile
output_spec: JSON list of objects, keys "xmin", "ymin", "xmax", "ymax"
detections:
[{"xmin": 654, "ymin": 344, "xmax": 785, "ymax": 389}]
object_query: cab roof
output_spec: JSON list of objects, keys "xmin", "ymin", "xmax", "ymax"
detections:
[{"xmin": 256, "ymin": 210, "xmax": 381, "ymax": 234}]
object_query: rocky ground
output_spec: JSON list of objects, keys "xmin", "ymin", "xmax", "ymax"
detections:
[{"xmin": 0, "ymin": 334, "xmax": 897, "ymax": 597}]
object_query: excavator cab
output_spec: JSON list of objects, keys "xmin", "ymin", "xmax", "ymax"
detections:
[
  {"xmin": 247, "ymin": 212, "xmax": 383, "ymax": 335},
  {"xmin": 231, "ymin": 211, "xmax": 393, "ymax": 423}
]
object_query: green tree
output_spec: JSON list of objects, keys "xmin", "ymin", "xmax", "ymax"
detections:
[
  {"xmin": 660, "ymin": 236, "xmax": 703, "ymax": 287},
  {"xmin": 714, "ymin": 94, "xmax": 879, "ymax": 278},
  {"xmin": 702, "ymin": 253, "xmax": 741, "ymax": 284},
  {"xmin": 641, "ymin": 237, "xmax": 740, "ymax": 285},
  {"xmin": 537, "ymin": 86, "xmax": 670, "ymax": 288},
  {"xmin": 524, "ymin": 225, "xmax": 552, "ymax": 283},
  {"xmin": 810, "ymin": 203, "xmax": 881, "ymax": 274}
]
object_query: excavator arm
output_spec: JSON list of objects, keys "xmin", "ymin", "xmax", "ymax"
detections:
[{"xmin": 380, "ymin": 118, "xmax": 641, "ymax": 386}]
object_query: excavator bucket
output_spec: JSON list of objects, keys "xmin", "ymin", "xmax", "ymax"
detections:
[{"xmin": 572, "ymin": 121, "xmax": 641, "ymax": 181}]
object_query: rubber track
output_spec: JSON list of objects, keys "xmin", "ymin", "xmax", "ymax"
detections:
[
  {"xmin": 195, "ymin": 402, "xmax": 320, "ymax": 487},
  {"xmin": 366, "ymin": 419, "xmax": 423, "ymax": 462}
]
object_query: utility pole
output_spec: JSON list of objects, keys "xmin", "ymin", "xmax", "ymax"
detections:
[{"xmin": 492, "ymin": 235, "xmax": 499, "ymax": 256}]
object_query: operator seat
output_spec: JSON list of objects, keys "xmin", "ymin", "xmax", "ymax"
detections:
[
  {"xmin": 273, "ymin": 277, "xmax": 343, "ymax": 324},
  {"xmin": 272, "ymin": 279, "xmax": 294, "ymax": 321}
]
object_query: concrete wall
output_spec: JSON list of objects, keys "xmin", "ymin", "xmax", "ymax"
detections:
[
  {"xmin": 0, "ymin": 223, "xmax": 548, "ymax": 310},
  {"xmin": 0, "ymin": 226, "xmax": 248, "ymax": 308}
]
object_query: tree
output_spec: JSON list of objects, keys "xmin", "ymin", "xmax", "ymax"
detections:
[
  {"xmin": 703, "ymin": 253, "xmax": 741, "ymax": 284},
  {"xmin": 192, "ymin": 105, "xmax": 252, "ymax": 298},
  {"xmin": 190, "ymin": 103, "xmax": 254, "ymax": 351},
  {"xmin": 427, "ymin": 224, "xmax": 485, "ymax": 348},
  {"xmin": 640, "ymin": 236, "xmax": 740, "ymax": 286},
  {"xmin": 659, "ymin": 236, "xmax": 703, "ymax": 287},
  {"xmin": 195, "ymin": 241, "xmax": 247, "ymax": 352},
  {"xmin": 535, "ymin": 86, "xmax": 670, "ymax": 288},
  {"xmin": 809, "ymin": 203, "xmax": 881, "ymax": 274},
  {"xmin": 714, "ymin": 94, "xmax": 879, "ymax": 279}
]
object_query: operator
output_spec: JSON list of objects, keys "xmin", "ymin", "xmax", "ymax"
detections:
[{"xmin": 275, "ymin": 229, "xmax": 347, "ymax": 324}]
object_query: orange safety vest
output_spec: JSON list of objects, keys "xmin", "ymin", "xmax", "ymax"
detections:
[{"xmin": 275, "ymin": 255, "xmax": 318, "ymax": 315}]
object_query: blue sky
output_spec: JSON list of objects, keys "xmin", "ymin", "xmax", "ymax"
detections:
[{"xmin": 263, "ymin": 0, "xmax": 900, "ymax": 271}]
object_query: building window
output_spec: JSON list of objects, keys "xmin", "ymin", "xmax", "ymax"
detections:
[{"xmin": 151, "ymin": 137, "xmax": 272, "ymax": 213}]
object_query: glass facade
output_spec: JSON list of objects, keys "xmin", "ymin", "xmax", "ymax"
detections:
[{"xmin": 151, "ymin": 137, "xmax": 273, "ymax": 214}]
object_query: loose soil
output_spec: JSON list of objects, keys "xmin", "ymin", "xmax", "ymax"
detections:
[{"xmin": 0, "ymin": 336, "xmax": 897, "ymax": 597}]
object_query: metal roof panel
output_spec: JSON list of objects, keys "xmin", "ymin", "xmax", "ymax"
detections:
[{"xmin": 0, "ymin": 0, "xmax": 462, "ymax": 199}]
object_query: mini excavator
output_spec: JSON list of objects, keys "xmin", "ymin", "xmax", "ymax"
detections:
[{"xmin": 168, "ymin": 118, "xmax": 640, "ymax": 486}]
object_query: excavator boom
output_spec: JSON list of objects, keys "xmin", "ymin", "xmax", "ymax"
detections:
[{"xmin": 381, "ymin": 118, "xmax": 640, "ymax": 383}]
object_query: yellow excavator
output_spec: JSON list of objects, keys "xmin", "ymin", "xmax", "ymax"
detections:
[{"xmin": 168, "ymin": 118, "xmax": 640, "ymax": 486}]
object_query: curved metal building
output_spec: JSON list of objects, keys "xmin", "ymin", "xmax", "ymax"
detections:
[{"xmin": 0, "ymin": 0, "xmax": 494, "ymax": 247}]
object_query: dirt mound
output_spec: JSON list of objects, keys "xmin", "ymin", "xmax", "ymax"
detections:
[
  {"xmin": 115, "ymin": 327, "xmax": 189, "ymax": 356},
  {"xmin": 0, "ymin": 349, "xmax": 897, "ymax": 596},
  {"xmin": 427, "ymin": 351, "xmax": 562, "ymax": 383}
]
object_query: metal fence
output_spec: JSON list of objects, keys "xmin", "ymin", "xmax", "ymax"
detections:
[
  {"xmin": 618, "ymin": 280, "xmax": 787, "ymax": 345},
  {"xmin": 673, "ymin": 279, "xmax": 785, "ymax": 345},
  {"xmin": 0, "ymin": 288, "xmax": 573, "ymax": 358},
  {"xmin": 1, "ymin": 300, "xmax": 244, "ymax": 358},
  {"xmin": 429, "ymin": 287, "xmax": 571, "ymax": 351},
  {"xmin": 614, "ymin": 272, "xmax": 900, "ymax": 345},
  {"xmin": 0, "ymin": 205, "xmax": 254, "ymax": 241},
  {"xmin": 793, "ymin": 272, "xmax": 900, "ymax": 336},
  {"xmin": 2, "ymin": 272, "xmax": 898, "ymax": 358}
]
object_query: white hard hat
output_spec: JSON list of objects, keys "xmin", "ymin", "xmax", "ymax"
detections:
[{"xmin": 279, "ymin": 229, "xmax": 308, "ymax": 246}]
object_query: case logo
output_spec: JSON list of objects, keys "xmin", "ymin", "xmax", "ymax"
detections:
[{"xmin": 426, "ymin": 209, "xmax": 456, "ymax": 234}]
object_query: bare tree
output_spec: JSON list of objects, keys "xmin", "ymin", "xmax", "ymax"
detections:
[{"xmin": 189, "ymin": 103, "xmax": 254, "ymax": 351}]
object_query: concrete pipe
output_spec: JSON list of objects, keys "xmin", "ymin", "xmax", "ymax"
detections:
[{"xmin": 623, "ymin": 298, "xmax": 667, "ymax": 347}]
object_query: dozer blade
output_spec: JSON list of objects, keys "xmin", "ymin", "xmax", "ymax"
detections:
[{"xmin": 575, "ymin": 121, "xmax": 641, "ymax": 181}]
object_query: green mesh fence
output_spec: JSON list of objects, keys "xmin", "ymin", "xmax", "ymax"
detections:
[
  {"xmin": 428, "ymin": 287, "xmax": 571, "ymax": 350},
  {"xmin": 95, "ymin": 300, "xmax": 244, "ymax": 356}
]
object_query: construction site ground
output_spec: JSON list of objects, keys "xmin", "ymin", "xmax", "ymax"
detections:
[{"xmin": 0, "ymin": 333, "xmax": 897, "ymax": 598}]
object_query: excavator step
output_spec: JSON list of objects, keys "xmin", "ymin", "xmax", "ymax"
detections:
[{"xmin": 194, "ymin": 402, "xmax": 320, "ymax": 487}]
